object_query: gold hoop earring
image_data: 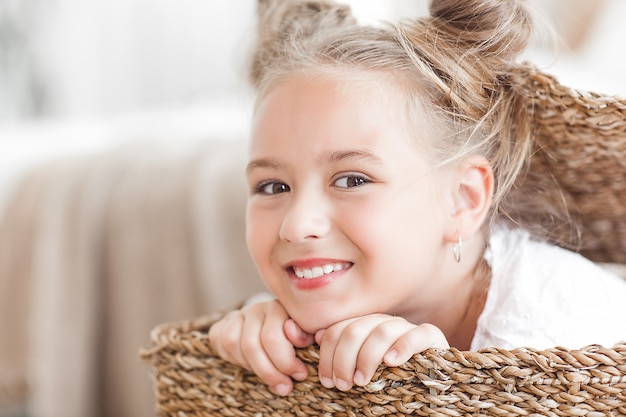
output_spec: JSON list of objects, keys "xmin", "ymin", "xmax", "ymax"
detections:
[{"xmin": 453, "ymin": 233, "xmax": 462, "ymax": 263}]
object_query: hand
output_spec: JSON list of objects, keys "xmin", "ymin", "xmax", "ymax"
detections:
[
  {"xmin": 314, "ymin": 314, "xmax": 449, "ymax": 391},
  {"xmin": 208, "ymin": 299, "xmax": 315, "ymax": 395}
]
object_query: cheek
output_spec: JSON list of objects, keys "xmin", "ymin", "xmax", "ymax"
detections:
[
  {"xmin": 245, "ymin": 205, "xmax": 271, "ymax": 263},
  {"xmin": 246, "ymin": 202, "xmax": 287, "ymax": 272},
  {"xmin": 343, "ymin": 191, "xmax": 444, "ymax": 254},
  {"xmin": 338, "ymin": 198, "xmax": 403, "ymax": 250}
]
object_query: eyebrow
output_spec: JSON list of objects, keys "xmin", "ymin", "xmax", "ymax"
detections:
[
  {"xmin": 246, "ymin": 149, "xmax": 384, "ymax": 175},
  {"xmin": 246, "ymin": 157, "xmax": 281, "ymax": 175},
  {"xmin": 320, "ymin": 149, "xmax": 385, "ymax": 167}
]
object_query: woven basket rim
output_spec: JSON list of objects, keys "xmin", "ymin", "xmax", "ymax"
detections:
[
  {"xmin": 141, "ymin": 315, "xmax": 626, "ymax": 387},
  {"xmin": 141, "ymin": 315, "xmax": 626, "ymax": 416}
]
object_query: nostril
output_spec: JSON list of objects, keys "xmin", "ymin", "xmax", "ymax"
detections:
[{"xmin": 278, "ymin": 199, "xmax": 331, "ymax": 243}]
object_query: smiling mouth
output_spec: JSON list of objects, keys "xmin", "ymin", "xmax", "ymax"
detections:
[{"xmin": 292, "ymin": 262, "xmax": 353, "ymax": 279}]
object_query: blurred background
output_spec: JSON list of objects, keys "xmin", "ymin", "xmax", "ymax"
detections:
[
  {"xmin": 1, "ymin": 1, "xmax": 625, "ymax": 416},
  {"xmin": 1, "ymin": 0, "xmax": 625, "ymax": 161}
]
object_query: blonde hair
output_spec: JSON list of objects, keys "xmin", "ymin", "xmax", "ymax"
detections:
[{"xmin": 249, "ymin": 0, "xmax": 535, "ymax": 222}]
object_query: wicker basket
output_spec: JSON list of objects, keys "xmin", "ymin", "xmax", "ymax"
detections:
[
  {"xmin": 141, "ymin": 315, "xmax": 626, "ymax": 416},
  {"xmin": 141, "ymin": 67, "xmax": 626, "ymax": 416},
  {"xmin": 505, "ymin": 68, "xmax": 626, "ymax": 264}
]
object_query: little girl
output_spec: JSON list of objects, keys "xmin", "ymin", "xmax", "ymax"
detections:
[{"xmin": 209, "ymin": 0, "xmax": 626, "ymax": 397}]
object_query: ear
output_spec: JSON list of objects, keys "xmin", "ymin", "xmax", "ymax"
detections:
[{"xmin": 443, "ymin": 155, "xmax": 494, "ymax": 243}]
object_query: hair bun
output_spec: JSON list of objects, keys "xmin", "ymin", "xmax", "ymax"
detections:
[
  {"xmin": 257, "ymin": 1, "xmax": 354, "ymax": 40},
  {"xmin": 429, "ymin": 0, "xmax": 532, "ymax": 62}
]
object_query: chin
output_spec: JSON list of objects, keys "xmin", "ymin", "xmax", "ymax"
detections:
[
  {"xmin": 293, "ymin": 317, "xmax": 328, "ymax": 335},
  {"xmin": 290, "ymin": 307, "xmax": 358, "ymax": 335},
  {"xmin": 285, "ymin": 308, "xmax": 327, "ymax": 334}
]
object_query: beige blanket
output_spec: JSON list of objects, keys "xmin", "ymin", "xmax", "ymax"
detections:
[{"xmin": 0, "ymin": 139, "xmax": 265, "ymax": 417}]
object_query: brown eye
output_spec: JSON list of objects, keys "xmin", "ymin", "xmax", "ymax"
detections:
[
  {"xmin": 258, "ymin": 181, "xmax": 290, "ymax": 195},
  {"xmin": 334, "ymin": 175, "xmax": 369, "ymax": 189}
]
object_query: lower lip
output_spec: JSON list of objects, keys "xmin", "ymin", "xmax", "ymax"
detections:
[{"xmin": 289, "ymin": 268, "xmax": 349, "ymax": 290}]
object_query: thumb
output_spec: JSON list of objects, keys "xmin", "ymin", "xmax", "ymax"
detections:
[{"xmin": 284, "ymin": 319, "xmax": 314, "ymax": 348}]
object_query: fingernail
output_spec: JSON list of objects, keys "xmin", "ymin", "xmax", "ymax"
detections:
[
  {"xmin": 292, "ymin": 371, "xmax": 307, "ymax": 381},
  {"xmin": 384, "ymin": 349, "xmax": 398, "ymax": 364},
  {"xmin": 334, "ymin": 378, "xmax": 351, "ymax": 391},
  {"xmin": 274, "ymin": 383, "xmax": 290, "ymax": 396},
  {"xmin": 319, "ymin": 376, "xmax": 333, "ymax": 388},
  {"xmin": 353, "ymin": 370, "xmax": 366, "ymax": 386}
]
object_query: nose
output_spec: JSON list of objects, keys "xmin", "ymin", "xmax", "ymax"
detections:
[{"xmin": 279, "ymin": 191, "xmax": 331, "ymax": 243}]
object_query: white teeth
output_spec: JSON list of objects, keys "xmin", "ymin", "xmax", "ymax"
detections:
[{"xmin": 293, "ymin": 262, "xmax": 350, "ymax": 279}]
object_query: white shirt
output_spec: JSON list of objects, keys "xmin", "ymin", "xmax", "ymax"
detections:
[{"xmin": 471, "ymin": 227, "xmax": 626, "ymax": 350}]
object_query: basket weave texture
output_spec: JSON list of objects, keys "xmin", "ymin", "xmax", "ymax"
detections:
[
  {"xmin": 506, "ymin": 68, "xmax": 626, "ymax": 264},
  {"xmin": 141, "ymin": 315, "xmax": 626, "ymax": 417},
  {"xmin": 141, "ymin": 67, "xmax": 626, "ymax": 416}
]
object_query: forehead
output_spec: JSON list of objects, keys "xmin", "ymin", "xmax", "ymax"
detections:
[
  {"xmin": 251, "ymin": 75, "xmax": 388, "ymax": 151},
  {"xmin": 250, "ymin": 67, "xmax": 439, "ymax": 166},
  {"xmin": 250, "ymin": 70, "xmax": 425, "ymax": 148},
  {"xmin": 247, "ymin": 70, "xmax": 441, "ymax": 175}
]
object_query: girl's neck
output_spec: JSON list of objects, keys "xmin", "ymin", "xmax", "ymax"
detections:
[
  {"xmin": 445, "ymin": 258, "xmax": 491, "ymax": 349},
  {"xmin": 431, "ymin": 234, "xmax": 492, "ymax": 350}
]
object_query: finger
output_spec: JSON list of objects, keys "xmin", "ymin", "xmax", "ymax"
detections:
[
  {"xmin": 384, "ymin": 323, "xmax": 449, "ymax": 367},
  {"xmin": 284, "ymin": 319, "xmax": 315, "ymax": 348},
  {"xmin": 314, "ymin": 329, "xmax": 325, "ymax": 346},
  {"xmin": 283, "ymin": 319, "xmax": 315, "ymax": 379},
  {"xmin": 319, "ymin": 316, "xmax": 381, "ymax": 391},
  {"xmin": 208, "ymin": 312, "xmax": 251, "ymax": 371},
  {"xmin": 316, "ymin": 319, "xmax": 354, "ymax": 389},
  {"xmin": 353, "ymin": 317, "xmax": 415, "ymax": 386},
  {"xmin": 260, "ymin": 305, "xmax": 309, "ymax": 381},
  {"xmin": 240, "ymin": 306, "xmax": 295, "ymax": 396}
]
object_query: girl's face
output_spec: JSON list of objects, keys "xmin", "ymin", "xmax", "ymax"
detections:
[{"xmin": 246, "ymin": 73, "xmax": 456, "ymax": 334}]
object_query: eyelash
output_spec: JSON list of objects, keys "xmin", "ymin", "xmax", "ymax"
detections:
[
  {"xmin": 333, "ymin": 174, "xmax": 371, "ymax": 189},
  {"xmin": 254, "ymin": 180, "xmax": 290, "ymax": 195},
  {"xmin": 253, "ymin": 173, "xmax": 371, "ymax": 195}
]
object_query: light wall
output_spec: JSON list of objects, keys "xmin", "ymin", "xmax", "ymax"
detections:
[{"xmin": 0, "ymin": 0, "xmax": 624, "ymax": 124}]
